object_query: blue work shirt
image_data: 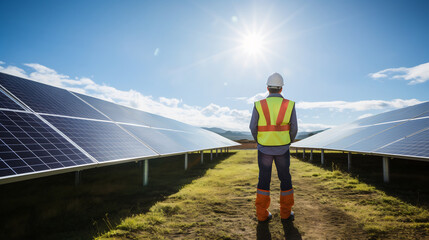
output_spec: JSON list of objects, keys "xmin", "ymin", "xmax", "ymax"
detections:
[{"xmin": 249, "ymin": 93, "xmax": 298, "ymax": 155}]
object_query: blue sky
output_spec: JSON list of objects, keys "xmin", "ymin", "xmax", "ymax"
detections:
[{"xmin": 1, "ymin": 0, "xmax": 428, "ymax": 131}]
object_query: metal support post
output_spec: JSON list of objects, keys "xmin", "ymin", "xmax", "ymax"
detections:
[
  {"xmin": 383, "ymin": 156, "xmax": 389, "ymax": 183},
  {"xmin": 310, "ymin": 149, "xmax": 313, "ymax": 161},
  {"xmin": 347, "ymin": 152, "xmax": 352, "ymax": 172},
  {"xmin": 302, "ymin": 148, "xmax": 305, "ymax": 159},
  {"xmin": 184, "ymin": 153, "xmax": 188, "ymax": 170},
  {"xmin": 75, "ymin": 171, "xmax": 80, "ymax": 186},
  {"xmin": 201, "ymin": 151, "xmax": 204, "ymax": 164},
  {"xmin": 210, "ymin": 149, "xmax": 213, "ymax": 160},
  {"xmin": 143, "ymin": 159, "xmax": 149, "ymax": 186},
  {"xmin": 216, "ymin": 148, "xmax": 218, "ymax": 157},
  {"xmin": 321, "ymin": 149, "xmax": 325, "ymax": 165},
  {"xmin": 296, "ymin": 148, "xmax": 298, "ymax": 156}
]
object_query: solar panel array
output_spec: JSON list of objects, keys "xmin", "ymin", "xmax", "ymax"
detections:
[
  {"xmin": 0, "ymin": 72, "xmax": 238, "ymax": 183},
  {"xmin": 292, "ymin": 101, "xmax": 429, "ymax": 160}
]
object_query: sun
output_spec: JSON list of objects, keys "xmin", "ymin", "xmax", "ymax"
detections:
[{"xmin": 241, "ymin": 33, "xmax": 265, "ymax": 56}]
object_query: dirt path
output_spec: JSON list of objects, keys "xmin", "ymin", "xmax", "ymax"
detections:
[
  {"xmin": 291, "ymin": 177, "xmax": 368, "ymax": 239},
  {"xmin": 245, "ymin": 163, "xmax": 368, "ymax": 239},
  {"xmin": 224, "ymin": 152, "xmax": 369, "ymax": 240}
]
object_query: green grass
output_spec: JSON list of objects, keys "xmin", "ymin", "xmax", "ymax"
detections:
[
  {"xmin": 0, "ymin": 152, "xmax": 231, "ymax": 240},
  {"xmin": 291, "ymin": 157, "xmax": 428, "ymax": 238},
  {"xmin": 97, "ymin": 150, "xmax": 429, "ymax": 239},
  {"xmin": 2, "ymin": 149, "xmax": 425, "ymax": 239}
]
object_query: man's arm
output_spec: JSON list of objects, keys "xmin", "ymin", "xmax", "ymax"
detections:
[
  {"xmin": 289, "ymin": 106, "xmax": 298, "ymax": 142},
  {"xmin": 249, "ymin": 105, "xmax": 259, "ymax": 142}
]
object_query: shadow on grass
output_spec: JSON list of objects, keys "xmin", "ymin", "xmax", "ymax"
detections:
[
  {"xmin": 0, "ymin": 151, "xmax": 236, "ymax": 240},
  {"xmin": 291, "ymin": 151, "xmax": 429, "ymax": 209},
  {"xmin": 256, "ymin": 220, "xmax": 302, "ymax": 240}
]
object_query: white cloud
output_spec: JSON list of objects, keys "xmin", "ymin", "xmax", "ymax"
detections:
[
  {"xmin": 297, "ymin": 119, "xmax": 333, "ymax": 132},
  {"xmin": 154, "ymin": 48, "xmax": 160, "ymax": 56},
  {"xmin": 159, "ymin": 97, "xmax": 181, "ymax": 107},
  {"xmin": 0, "ymin": 65, "xmax": 28, "ymax": 78},
  {"xmin": 357, "ymin": 113, "xmax": 374, "ymax": 119},
  {"xmin": 0, "ymin": 61, "xmax": 5, "ymax": 64},
  {"xmin": 237, "ymin": 91, "xmax": 268, "ymax": 104},
  {"xmin": 296, "ymin": 99, "xmax": 422, "ymax": 111},
  {"xmin": 370, "ymin": 62, "xmax": 429, "ymax": 85}
]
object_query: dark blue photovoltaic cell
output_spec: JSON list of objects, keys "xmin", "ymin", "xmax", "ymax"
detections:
[
  {"xmin": 347, "ymin": 118, "xmax": 429, "ymax": 152},
  {"xmin": 0, "ymin": 110, "xmax": 95, "ymax": 178},
  {"xmin": 0, "ymin": 89, "xmax": 23, "ymax": 110},
  {"xmin": 0, "ymin": 72, "xmax": 109, "ymax": 120},
  {"xmin": 374, "ymin": 128, "xmax": 429, "ymax": 158},
  {"xmin": 44, "ymin": 116, "xmax": 157, "ymax": 162},
  {"xmin": 76, "ymin": 93, "xmax": 199, "ymax": 132}
]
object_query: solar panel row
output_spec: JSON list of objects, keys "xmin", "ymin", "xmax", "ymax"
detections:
[
  {"xmin": 0, "ymin": 72, "xmax": 238, "ymax": 182},
  {"xmin": 292, "ymin": 102, "xmax": 429, "ymax": 160}
]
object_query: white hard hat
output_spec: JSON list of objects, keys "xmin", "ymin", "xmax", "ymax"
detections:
[{"xmin": 267, "ymin": 72, "xmax": 284, "ymax": 88}]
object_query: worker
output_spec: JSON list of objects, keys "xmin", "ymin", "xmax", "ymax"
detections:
[{"xmin": 249, "ymin": 72, "xmax": 298, "ymax": 223}]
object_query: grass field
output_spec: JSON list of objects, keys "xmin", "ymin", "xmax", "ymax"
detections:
[
  {"xmin": 96, "ymin": 150, "xmax": 429, "ymax": 239},
  {"xmin": 0, "ymin": 149, "xmax": 427, "ymax": 239}
]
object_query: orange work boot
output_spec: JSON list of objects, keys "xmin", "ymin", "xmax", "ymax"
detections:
[
  {"xmin": 280, "ymin": 188, "xmax": 294, "ymax": 220},
  {"xmin": 255, "ymin": 189, "xmax": 271, "ymax": 221}
]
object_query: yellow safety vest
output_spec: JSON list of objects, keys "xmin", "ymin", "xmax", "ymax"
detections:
[{"xmin": 255, "ymin": 97, "xmax": 295, "ymax": 146}]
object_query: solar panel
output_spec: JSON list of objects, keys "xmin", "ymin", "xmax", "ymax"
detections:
[
  {"xmin": 292, "ymin": 125, "xmax": 350, "ymax": 148},
  {"xmin": 122, "ymin": 124, "xmax": 238, "ymax": 155},
  {"xmin": 198, "ymin": 128, "xmax": 241, "ymax": 147},
  {"xmin": 121, "ymin": 124, "xmax": 202, "ymax": 154},
  {"xmin": 0, "ymin": 110, "xmax": 95, "ymax": 178},
  {"xmin": 353, "ymin": 101, "xmax": 429, "ymax": 126},
  {"xmin": 43, "ymin": 116, "xmax": 158, "ymax": 162},
  {"xmin": 292, "ymin": 102, "xmax": 429, "ymax": 161},
  {"xmin": 0, "ymin": 89, "xmax": 24, "ymax": 111},
  {"xmin": 0, "ymin": 72, "xmax": 109, "ymax": 120},
  {"xmin": 75, "ymin": 92, "xmax": 200, "ymax": 132},
  {"xmin": 347, "ymin": 118, "xmax": 429, "ymax": 152},
  {"xmin": 374, "ymin": 128, "xmax": 429, "ymax": 158},
  {"xmin": 323, "ymin": 122, "xmax": 398, "ymax": 150}
]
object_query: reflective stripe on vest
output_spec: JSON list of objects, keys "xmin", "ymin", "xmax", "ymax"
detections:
[{"xmin": 255, "ymin": 97, "xmax": 295, "ymax": 146}]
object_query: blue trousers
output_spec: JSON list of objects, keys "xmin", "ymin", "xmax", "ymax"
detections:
[{"xmin": 257, "ymin": 150, "xmax": 293, "ymax": 191}]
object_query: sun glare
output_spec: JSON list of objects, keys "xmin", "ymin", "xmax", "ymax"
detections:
[{"xmin": 241, "ymin": 33, "xmax": 265, "ymax": 55}]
